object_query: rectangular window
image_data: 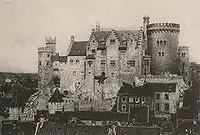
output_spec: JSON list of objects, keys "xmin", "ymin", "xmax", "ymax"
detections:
[
  {"xmin": 39, "ymin": 61, "xmax": 42, "ymax": 66},
  {"xmin": 101, "ymin": 50, "xmax": 106, "ymax": 55},
  {"xmin": 145, "ymin": 60, "xmax": 150, "ymax": 66},
  {"xmin": 135, "ymin": 97, "xmax": 140, "ymax": 103},
  {"xmin": 129, "ymin": 97, "xmax": 134, "ymax": 103},
  {"xmin": 155, "ymin": 94, "xmax": 160, "ymax": 99},
  {"xmin": 47, "ymin": 61, "xmax": 50, "ymax": 66},
  {"xmin": 127, "ymin": 60, "xmax": 135, "ymax": 67},
  {"xmin": 73, "ymin": 71, "xmax": 76, "ymax": 76},
  {"xmin": 155, "ymin": 103, "xmax": 160, "ymax": 111},
  {"xmin": 120, "ymin": 50, "xmax": 126, "ymax": 53},
  {"xmin": 121, "ymin": 96, "xmax": 127, "ymax": 102},
  {"xmin": 141, "ymin": 97, "xmax": 146, "ymax": 102},
  {"xmin": 164, "ymin": 103, "xmax": 170, "ymax": 111},
  {"xmin": 121, "ymin": 104, "xmax": 127, "ymax": 112},
  {"xmin": 110, "ymin": 60, "xmax": 116, "ymax": 67},
  {"xmin": 110, "ymin": 39, "xmax": 116, "ymax": 44},
  {"xmin": 101, "ymin": 60, "xmax": 106, "ymax": 65},
  {"xmin": 164, "ymin": 94, "xmax": 169, "ymax": 100}
]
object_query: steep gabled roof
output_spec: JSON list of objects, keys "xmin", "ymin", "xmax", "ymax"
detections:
[
  {"xmin": 115, "ymin": 30, "xmax": 140, "ymax": 43},
  {"xmin": 48, "ymin": 88, "xmax": 64, "ymax": 103},
  {"xmin": 68, "ymin": 41, "xmax": 88, "ymax": 56},
  {"xmin": 10, "ymin": 94, "xmax": 26, "ymax": 107},
  {"xmin": 92, "ymin": 29, "xmax": 140, "ymax": 43}
]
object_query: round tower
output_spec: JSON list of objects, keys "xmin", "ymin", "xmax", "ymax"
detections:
[
  {"xmin": 38, "ymin": 36, "xmax": 56, "ymax": 95},
  {"xmin": 178, "ymin": 46, "xmax": 190, "ymax": 85},
  {"xmin": 147, "ymin": 23, "xmax": 180, "ymax": 75}
]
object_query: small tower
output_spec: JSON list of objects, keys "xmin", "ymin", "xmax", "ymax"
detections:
[
  {"xmin": 38, "ymin": 36, "xmax": 56, "ymax": 96},
  {"xmin": 178, "ymin": 46, "xmax": 190, "ymax": 85}
]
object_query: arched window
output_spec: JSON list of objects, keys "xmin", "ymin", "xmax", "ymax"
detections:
[
  {"xmin": 160, "ymin": 41, "xmax": 163, "ymax": 45},
  {"xmin": 161, "ymin": 52, "xmax": 164, "ymax": 56},
  {"xmin": 164, "ymin": 41, "xmax": 166, "ymax": 45},
  {"xmin": 157, "ymin": 41, "xmax": 159, "ymax": 45},
  {"xmin": 158, "ymin": 52, "xmax": 161, "ymax": 56},
  {"xmin": 76, "ymin": 59, "xmax": 80, "ymax": 63}
]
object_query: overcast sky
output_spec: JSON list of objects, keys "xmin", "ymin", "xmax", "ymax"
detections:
[{"xmin": 0, "ymin": 0, "xmax": 200, "ymax": 73}]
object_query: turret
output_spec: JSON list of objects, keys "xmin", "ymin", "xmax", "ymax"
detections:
[
  {"xmin": 178, "ymin": 46, "xmax": 190, "ymax": 85},
  {"xmin": 38, "ymin": 36, "xmax": 56, "ymax": 95}
]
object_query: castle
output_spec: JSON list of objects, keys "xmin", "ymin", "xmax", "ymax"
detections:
[{"xmin": 37, "ymin": 16, "xmax": 190, "ymax": 111}]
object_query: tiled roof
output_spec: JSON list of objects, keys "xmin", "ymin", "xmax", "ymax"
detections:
[
  {"xmin": 118, "ymin": 82, "xmax": 176, "ymax": 96},
  {"xmin": 48, "ymin": 88, "xmax": 64, "ymax": 103},
  {"xmin": 68, "ymin": 41, "xmax": 88, "ymax": 56},
  {"xmin": 115, "ymin": 30, "xmax": 140, "ymax": 43},
  {"xmin": 92, "ymin": 29, "xmax": 140, "ymax": 43}
]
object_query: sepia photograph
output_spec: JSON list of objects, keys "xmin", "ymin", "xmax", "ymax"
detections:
[{"xmin": 0, "ymin": 0, "xmax": 200, "ymax": 134}]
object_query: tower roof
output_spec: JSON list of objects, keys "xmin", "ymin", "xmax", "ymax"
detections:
[
  {"xmin": 68, "ymin": 41, "xmax": 88, "ymax": 56},
  {"xmin": 48, "ymin": 88, "xmax": 64, "ymax": 103}
]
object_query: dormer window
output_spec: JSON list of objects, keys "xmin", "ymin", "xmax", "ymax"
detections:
[
  {"xmin": 92, "ymin": 49, "xmax": 95, "ymax": 53},
  {"xmin": 78, "ymin": 49, "xmax": 81, "ymax": 53},
  {"xmin": 110, "ymin": 39, "xmax": 115, "ymax": 45},
  {"xmin": 110, "ymin": 60, "xmax": 116, "ymax": 67},
  {"xmin": 88, "ymin": 61, "xmax": 92, "ymax": 67}
]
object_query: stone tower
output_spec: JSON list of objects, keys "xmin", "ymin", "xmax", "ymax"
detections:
[
  {"xmin": 178, "ymin": 46, "xmax": 190, "ymax": 85},
  {"xmin": 85, "ymin": 55, "xmax": 95, "ymax": 93},
  {"xmin": 38, "ymin": 36, "xmax": 56, "ymax": 96},
  {"xmin": 147, "ymin": 23, "xmax": 180, "ymax": 75}
]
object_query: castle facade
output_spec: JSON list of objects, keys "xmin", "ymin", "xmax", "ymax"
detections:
[{"xmin": 37, "ymin": 16, "xmax": 190, "ymax": 109}]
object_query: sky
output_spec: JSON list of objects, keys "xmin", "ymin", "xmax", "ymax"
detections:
[{"xmin": 0, "ymin": 0, "xmax": 200, "ymax": 73}]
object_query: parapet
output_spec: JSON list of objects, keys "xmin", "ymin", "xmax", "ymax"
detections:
[{"xmin": 147, "ymin": 23, "xmax": 180, "ymax": 33}]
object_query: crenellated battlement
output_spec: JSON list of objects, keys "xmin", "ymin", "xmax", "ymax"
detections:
[
  {"xmin": 38, "ymin": 46, "xmax": 54, "ymax": 53},
  {"xmin": 45, "ymin": 36, "xmax": 56, "ymax": 44},
  {"xmin": 178, "ymin": 46, "xmax": 189, "ymax": 51},
  {"xmin": 147, "ymin": 23, "xmax": 180, "ymax": 33}
]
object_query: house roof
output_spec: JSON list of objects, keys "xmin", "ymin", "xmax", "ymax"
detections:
[
  {"xmin": 10, "ymin": 94, "xmax": 26, "ymax": 107},
  {"xmin": 48, "ymin": 88, "xmax": 64, "ymax": 102},
  {"xmin": 118, "ymin": 82, "xmax": 177, "ymax": 96},
  {"xmin": 68, "ymin": 41, "xmax": 88, "ymax": 56}
]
